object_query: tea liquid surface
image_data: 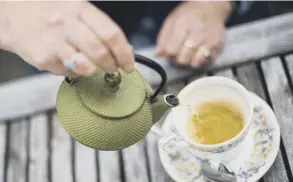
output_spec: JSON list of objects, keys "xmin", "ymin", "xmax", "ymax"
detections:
[{"xmin": 187, "ymin": 99, "xmax": 244, "ymax": 145}]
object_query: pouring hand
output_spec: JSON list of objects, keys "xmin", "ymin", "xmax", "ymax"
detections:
[
  {"xmin": 0, "ymin": 1, "xmax": 134, "ymax": 77},
  {"xmin": 156, "ymin": 1, "xmax": 231, "ymax": 68}
]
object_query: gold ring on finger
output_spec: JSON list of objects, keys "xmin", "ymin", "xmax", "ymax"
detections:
[
  {"xmin": 197, "ymin": 46, "xmax": 211, "ymax": 59},
  {"xmin": 183, "ymin": 39, "xmax": 198, "ymax": 51}
]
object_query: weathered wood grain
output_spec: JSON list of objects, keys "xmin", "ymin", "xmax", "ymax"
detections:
[
  {"xmin": 261, "ymin": 57, "xmax": 293, "ymax": 177},
  {"xmin": 146, "ymin": 133, "xmax": 173, "ymax": 182},
  {"xmin": 236, "ymin": 64, "xmax": 288, "ymax": 182},
  {"xmin": 121, "ymin": 141, "xmax": 149, "ymax": 182},
  {"xmin": 213, "ymin": 69, "xmax": 237, "ymax": 80},
  {"xmin": 75, "ymin": 141, "xmax": 97, "ymax": 182},
  {"xmin": 99, "ymin": 151, "xmax": 121, "ymax": 182},
  {"xmin": 52, "ymin": 113, "xmax": 73, "ymax": 182},
  {"xmin": 145, "ymin": 81, "xmax": 189, "ymax": 182},
  {"xmin": 29, "ymin": 114, "xmax": 48, "ymax": 182},
  {"xmin": 2, "ymin": 12, "xmax": 293, "ymax": 122},
  {"xmin": 236, "ymin": 64, "xmax": 266, "ymax": 100},
  {"xmin": 6, "ymin": 120, "xmax": 28, "ymax": 182}
]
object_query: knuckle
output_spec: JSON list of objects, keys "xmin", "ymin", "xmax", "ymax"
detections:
[
  {"xmin": 34, "ymin": 54, "xmax": 51, "ymax": 71},
  {"xmin": 94, "ymin": 48, "xmax": 109, "ymax": 60},
  {"xmin": 102, "ymin": 28, "xmax": 123, "ymax": 44}
]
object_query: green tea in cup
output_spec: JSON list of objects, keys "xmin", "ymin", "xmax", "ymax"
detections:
[{"xmin": 187, "ymin": 99, "xmax": 245, "ymax": 145}]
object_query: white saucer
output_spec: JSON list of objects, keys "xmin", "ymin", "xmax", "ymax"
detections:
[{"xmin": 158, "ymin": 92, "xmax": 280, "ymax": 182}]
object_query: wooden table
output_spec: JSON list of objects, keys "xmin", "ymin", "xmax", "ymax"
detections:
[{"xmin": 1, "ymin": 12, "xmax": 293, "ymax": 182}]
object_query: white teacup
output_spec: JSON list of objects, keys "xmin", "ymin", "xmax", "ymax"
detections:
[{"xmin": 159, "ymin": 76, "xmax": 254, "ymax": 161}]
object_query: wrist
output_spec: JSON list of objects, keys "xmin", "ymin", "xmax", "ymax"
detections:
[
  {"xmin": 204, "ymin": 1, "xmax": 232, "ymax": 22},
  {"xmin": 186, "ymin": 1, "xmax": 232, "ymax": 22}
]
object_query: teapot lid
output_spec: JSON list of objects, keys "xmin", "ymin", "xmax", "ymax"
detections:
[{"xmin": 69, "ymin": 69, "xmax": 150, "ymax": 118}]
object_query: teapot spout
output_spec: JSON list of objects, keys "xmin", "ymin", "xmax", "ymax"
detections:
[{"xmin": 151, "ymin": 94, "xmax": 179, "ymax": 124}]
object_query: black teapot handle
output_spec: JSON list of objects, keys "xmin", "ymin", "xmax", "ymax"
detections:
[{"xmin": 134, "ymin": 54, "xmax": 167, "ymax": 102}]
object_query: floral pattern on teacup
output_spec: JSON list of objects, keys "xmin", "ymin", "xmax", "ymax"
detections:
[
  {"xmin": 162, "ymin": 105, "xmax": 276, "ymax": 182},
  {"xmin": 191, "ymin": 131, "xmax": 247, "ymax": 153}
]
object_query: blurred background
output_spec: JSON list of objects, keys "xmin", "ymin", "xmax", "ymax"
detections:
[{"xmin": 1, "ymin": 1, "xmax": 293, "ymax": 84}]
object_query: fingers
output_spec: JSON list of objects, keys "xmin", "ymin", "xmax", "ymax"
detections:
[
  {"xmin": 156, "ymin": 15, "xmax": 174, "ymax": 56},
  {"xmin": 161, "ymin": 17, "xmax": 188, "ymax": 56},
  {"xmin": 57, "ymin": 42, "xmax": 97, "ymax": 76},
  {"xmin": 176, "ymin": 34, "xmax": 202, "ymax": 66},
  {"xmin": 15, "ymin": 40, "xmax": 78, "ymax": 77},
  {"xmin": 191, "ymin": 49, "xmax": 208, "ymax": 68},
  {"xmin": 47, "ymin": 60, "xmax": 79, "ymax": 78},
  {"xmin": 63, "ymin": 19, "xmax": 118, "ymax": 73},
  {"xmin": 79, "ymin": 3, "xmax": 134, "ymax": 72},
  {"xmin": 191, "ymin": 45, "xmax": 220, "ymax": 68}
]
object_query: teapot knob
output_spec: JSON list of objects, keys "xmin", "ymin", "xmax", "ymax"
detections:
[{"xmin": 104, "ymin": 72, "xmax": 122, "ymax": 92}]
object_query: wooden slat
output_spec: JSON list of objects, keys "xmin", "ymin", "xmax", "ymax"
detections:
[
  {"xmin": 75, "ymin": 142, "xmax": 97, "ymax": 182},
  {"xmin": 236, "ymin": 64, "xmax": 288, "ymax": 182},
  {"xmin": 236, "ymin": 64, "xmax": 266, "ymax": 100},
  {"xmin": 121, "ymin": 141, "xmax": 149, "ymax": 182},
  {"xmin": 214, "ymin": 69, "xmax": 288, "ymax": 182},
  {"xmin": 261, "ymin": 57, "xmax": 293, "ymax": 177},
  {"xmin": 145, "ymin": 81, "xmax": 188, "ymax": 182},
  {"xmin": 146, "ymin": 133, "xmax": 173, "ymax": 182},
  {"xmin": 6, "ymin": 120, "xmax": 28, "ymax": 182},
  {"xmin": 213, "ymin": 69, "xmax": 237, "ymax": 80},
  {"xmin": 29, "ymin": 114, "xmax": 49, "ymax": 182},
  {"xmin": 52, "ymin": 113, "xmax": 73, "ymax": 182},
  {"xmin": 0, "ymin": 74, "xmax": 63, "ymax": 122},
  {"xmin": 2, "ymin": 12, "xmax": 293, "ymax": 122},
  {"xmin": 0, "ymin": 125, "xmax": 5, "ymax": 181},
  {"xmin": 99, "ymin": 151, "xmax": 121, "ymax": 182}
]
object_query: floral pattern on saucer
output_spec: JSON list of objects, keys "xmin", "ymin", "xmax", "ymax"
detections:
[
  {"xmin": 159, "ymin": 93, "xmax": 280, "ymax": 182},
  {"xmin": 237, "ymin": 106, "xmax": 275, "ymax": 182}
]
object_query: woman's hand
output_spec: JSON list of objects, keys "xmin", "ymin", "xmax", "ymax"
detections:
[
  {"xmin": 156, "ymin": 1, "xmax": 231, "ymax": 68},
  {"xmin": 0, "ymin": 1, "xmax": 134, "ymax": 77}
]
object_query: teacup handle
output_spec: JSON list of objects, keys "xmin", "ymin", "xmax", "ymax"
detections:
[{"xmin": 158, "ymin": 132, "xmax": 189, "ymax": 153}]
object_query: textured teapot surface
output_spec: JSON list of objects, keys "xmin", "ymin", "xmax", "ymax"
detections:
[{"xmin": 56, "ymin": 69, "xmax": 155, "ymax": 151}]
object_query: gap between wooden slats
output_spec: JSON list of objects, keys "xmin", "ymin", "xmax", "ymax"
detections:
[
  {"xmin": 144, "ymin": 75, "xmax": 204, "ymax": 182},
  {"xmin": 121, "ymin": 140, "xmax": 149, "ymax": 182},
  {"xmin": 144, "ymin": 81, "xmax": 187, "ymax": 182},
  {"xmin": 145, "ymin": 74, "xmax": 210, "ymax": 182},
  {"xmin": 4, "ymin": 119, "xmax": 28, "ymax": 182},
  {"xmin": 259, "ymin": 57, "xmax": 293, "ymax": 181},
  {"xmin": 99, "ymin": 150, "xmax": 121, "ymax": 182},
  {"xmin": 53, "ymin": 112, "xmax": 100, "ymax": 182},
  {"xmin": 236, "ymin": 63, "xmax": 288, "ymax": 182},
  {"xmin": 52, "ymin": 112, "xmax": 73, "ymax": 182},
  {"xmin": 74, "ymin": 141, "xmax": 97, "ymax": 182},
  {"xmin": 213, "ymin": 66, "xmax": 288, "ymax": 182},
  {"xmin": 0, "ymin": 124, "xmax": 6, "ymax": 181},
  {"xmin": 28, "ymin": 114, "xmax": 48, "ymax": 182}
]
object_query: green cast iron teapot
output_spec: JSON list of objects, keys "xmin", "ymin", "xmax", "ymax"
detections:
[{"xmin": 56, "ymin": 54, "xmax": 179, "ymax": 151}]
